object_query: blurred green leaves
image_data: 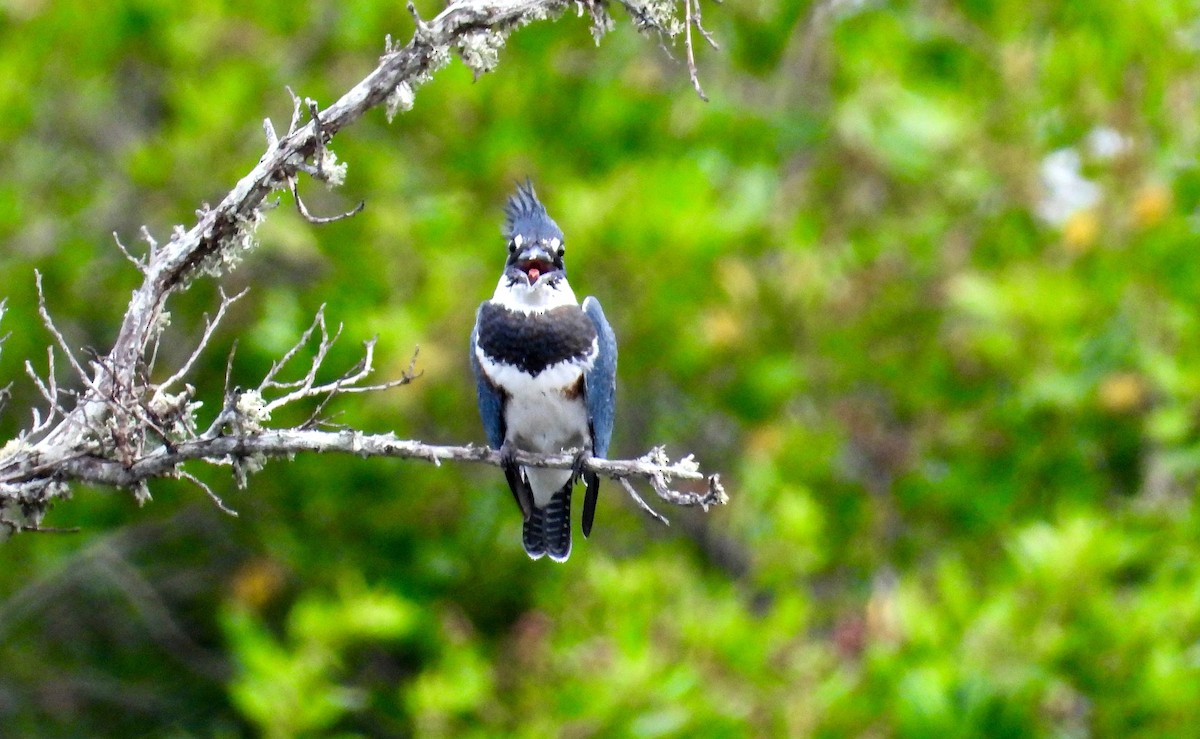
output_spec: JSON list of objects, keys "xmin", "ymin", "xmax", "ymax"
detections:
[{"xmin": 224, "ymin": 575, "xmax": 423, "ymax": 737}]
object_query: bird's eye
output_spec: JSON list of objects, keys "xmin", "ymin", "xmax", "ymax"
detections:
[
  {"xmin": 557, "ymin": 245, "xmax": 565, "ymax": 257},
  {"xmin": 508, "ymin": 241, "xmax": 516, "ymax": 254}
]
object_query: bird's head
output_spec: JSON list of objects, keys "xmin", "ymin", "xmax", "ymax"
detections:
[{"xmin": 501, "ymin": 180, "xmax": 566, "ymax": 289}]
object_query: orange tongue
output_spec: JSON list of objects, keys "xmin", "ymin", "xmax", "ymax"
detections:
[{"xmin": 529, "ymin": 268, "xmax": 540, "ymax": 281}]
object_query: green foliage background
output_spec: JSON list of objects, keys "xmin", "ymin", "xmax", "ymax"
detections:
[{"xmin": 2, "ymin": 0, "xmax": 1200, "ymax": 735}]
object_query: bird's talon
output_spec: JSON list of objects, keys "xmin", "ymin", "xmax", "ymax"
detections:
[
  {"xmin": 499, "ymin": 440, "xmax": 519, "ymax": 468},
  {"xmin": 571, "ymin": 446, "xmax": 591, "ymax": 483}
]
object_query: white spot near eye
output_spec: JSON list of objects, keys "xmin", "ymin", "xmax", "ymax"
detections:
[
  {"xmin": 514, "ymin": 234, "xmax": 524, "ymax": 248},
  {"xmin": 549, "ymin": 238, "xmax": 560, "ymax": 250}
]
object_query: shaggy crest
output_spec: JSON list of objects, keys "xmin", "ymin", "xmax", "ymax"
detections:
[{"xmin": 502, "ymin": 179, "xmax": 564, "ymax": 244}]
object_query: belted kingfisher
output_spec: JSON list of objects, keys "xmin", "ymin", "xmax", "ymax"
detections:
[{"xmin": 470, "ymin": 181, "xmax": 617, "ymax": 562}]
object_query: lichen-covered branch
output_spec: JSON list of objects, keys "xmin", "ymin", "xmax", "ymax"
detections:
[
  {"xmin": 6, "ymin": 432, "xmax": 727, "ymax": 522},
  {"xmin": 0, "ymin": 0, "xmax": 723, "ymax": 538}
]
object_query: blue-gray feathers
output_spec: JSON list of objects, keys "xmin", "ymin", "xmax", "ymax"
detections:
[
  {"xmin": 502, "ymin": 180, "xmax": 564, "ymax": 244},
  {"xmin": 583, "ymin": 296, "xmax": 617, "ymax": 459},
  {"xmin": 581, "ymin": 296, "xmax": 617, "ymax": 537},
  {"xmin": 469, "ymin": 321, "xmax": 505, "ymax": 450}
]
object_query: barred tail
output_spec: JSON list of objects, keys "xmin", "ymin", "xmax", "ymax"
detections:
[
  {"xmin": 522, "ymin": 505, "xmax": 546, "ymax": 560},
  {"xmin": 521, "ymin": 484, "xmax": 572, "ymax": 562}
]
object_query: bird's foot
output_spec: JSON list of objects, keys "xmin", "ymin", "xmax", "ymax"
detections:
[
  {"xmin": 499, "ymin": 440, "xmax": 520, "ymax": 470},
  {"xmin": 571, "ymin": 445, "xmax": 592, "ymax": 484},
  {"xmin": 500, "ymin": 441, "xmax": 534, "ymax": 521}
]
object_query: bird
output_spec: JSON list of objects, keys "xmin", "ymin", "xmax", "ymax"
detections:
[{"xmin": 470, "ymin": 180, "xmax": 617, "ymax": 562}]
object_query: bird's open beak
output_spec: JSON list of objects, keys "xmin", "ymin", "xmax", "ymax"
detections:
[{"xmin": 516, "ymin": 246, "xmax": 554, "ymax": 283}]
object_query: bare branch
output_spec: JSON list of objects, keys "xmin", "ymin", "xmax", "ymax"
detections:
[
  {"xmin": 113, "ymin": 231, "xmax": 146, "ymax": 272},
  {"xmin": 24, "ymin": 348, "xmax": 67, "ymax": 436},
  {"xmin": 178, "ymin": 470, "xmax": 238, "ymax": 517},
  {"xmin": 288, "ymin": 175, "xmax": 366, "ymax": 224},
  {"xmin": 683, "ymin": 0, "xmax": 708, "ymax": 101},
  {"xmin": 261, "ymin": 334, "xmax": 413, "ymax": 415},
  {"xmin": 140, "ymin": 226, "xmax": 159, "ymax": 262},
  {"xmin": 260, "ymin": 307, "xmax": 328, "ymax": 390},
  {"xmin": 223, "ymin": 340, "xmax": 239, "ymax": 397},
  {"xmin": 302, "ymin": 346, "xmax": 422, "ymax": 428},
  {"xmin": 285, "ymin": 86, "xmax": 304, "ymax": 134},
  {"xmin": 263, "ymin": 117, "xmax": 279, "ymax": 149},
  {"xmin": 160, "ymin": 288, "xmax": 248, "ymax": 390},
  {"xmin": 34, "ymin": 271, "xmax": 95, "ymax": 392},
  {"xmin": 11, "ymin": 525, "xmax": 80, "ymax": 534},
  {"xmin": 620, "ymin": 477, "xmax": 672, "ymax": 526},
  {"xmin": 407, "ymin": 1, "xmax": 429, "ymax": 34},
  {"xmin": 691, "ymin": 0, "xmax": 719, "ymax": 49},
  {"xmin": 0, "ymin": 430, "xmax": 723, "ymax": 519}
]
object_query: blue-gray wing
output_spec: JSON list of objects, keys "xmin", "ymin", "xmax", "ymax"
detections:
[
  {"xmin": 583, "ymin": 296, "xmax": 617, "ymax": 457},
  {"xmin": 581, "ymin": 296, "xmax": 616, "ymax": 538},
  {"xmin": 470, "ymin": 308, "xmax": 505, "ymax": 450}
]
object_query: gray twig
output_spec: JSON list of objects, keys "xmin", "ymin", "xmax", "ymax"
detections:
[
  {"xmin": 34, "ymin": 271, "xmax": 96, "ymax": 392},
  {"xmin": 5, "ymin": 431, "xmax": 724, "ymax": 517},
  {"xmin": 160, "ymin": 287, "xmax": 247, "ymax": 389},
  {"xmin": 289, "ymin": 175, "xmax": 366, "ymax": 224},
  {"xmin": 620, "ymin": 477, "xmax": 672, "ymax": 526},
  {"xmin": 178, "ymin": 470, "xmax": 238, "ymax": 517}
]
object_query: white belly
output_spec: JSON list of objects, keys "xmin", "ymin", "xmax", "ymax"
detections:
[
  {"xmin": 476, "ymin": 346, "xmax": 593, "ymax": 507},
  {"xmin": 504, "ymin": 384, "xmax": 589, "ymax": 506}
]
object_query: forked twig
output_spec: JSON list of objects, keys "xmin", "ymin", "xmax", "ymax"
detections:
[
  {"xmin": 178, "ymin": 470, "xmax": 238, "ymax": 517},
  {"xmin": 621, "ymin": 477, "xmax": 672, "ymax": 526},
  {"xmin": 34, "ymin": 271, "xmax": 96, "ymax": 393},
  {"xmin": 682, "ymin": 0, "xmax": 719, "ymax": 101},
  {"xmin": 288, "ymin": 175, "xmax": 365, "ymax": 224},
  {"xmin": 160, "ymin": 287, "xmax": 248, "ymax": 389}
]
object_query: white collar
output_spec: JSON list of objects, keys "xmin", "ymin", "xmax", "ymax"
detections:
[{"xmin": 491, "ymin": 274, "xmax": 579, "ymax": 314}]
